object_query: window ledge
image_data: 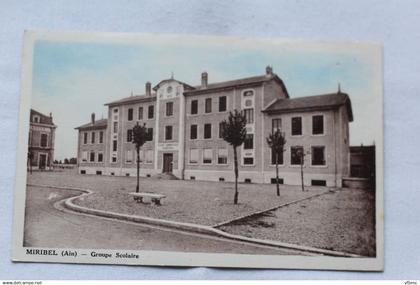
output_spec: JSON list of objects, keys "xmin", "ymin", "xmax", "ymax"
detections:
[
  {"xmin": 310, "ymin": 165, "xmax": 328, "ymax": 168},
  {"xmin": 269, "ymin": 164, "xmax": 285, "ymax": 167}
]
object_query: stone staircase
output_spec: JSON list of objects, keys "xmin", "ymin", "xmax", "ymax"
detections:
[{"xmin": 151, "ymin": 172, "xmax": 179, "ymax": 180}]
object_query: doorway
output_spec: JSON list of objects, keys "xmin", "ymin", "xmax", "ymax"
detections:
[
  {"xmin": 39, "ymin": 154, "xmax": 47, "ymax": 170},
  {"xmin": 163, "ymin": 153, "xmax": 173, "ymax": 173}
]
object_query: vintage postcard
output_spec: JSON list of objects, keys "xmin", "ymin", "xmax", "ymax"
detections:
[{"xmin": 12, "ymin": 31, "xmax": 383, "ymax": 270}]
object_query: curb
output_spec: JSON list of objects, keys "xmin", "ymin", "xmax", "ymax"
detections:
[
  {"xmin": 28, "ymin": 183, "xmax": 361, "ymax": 258},
  {"xmin": 213, "ymin": 189, "xmax": 335, "ymax": 228}
]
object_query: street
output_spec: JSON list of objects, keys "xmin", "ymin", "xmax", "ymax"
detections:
[{"xmin": 23, "ymin": 186, "xmax": 303, "ymax": 255}]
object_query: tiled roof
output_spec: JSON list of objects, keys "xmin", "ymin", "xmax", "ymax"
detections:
[
  {"xmin": 30, "ymin": 109, "xmax": 54, "ymax": 125},
  {"xmin": 185, "ymin": 74, "xmax": 289, "ymax": 97},
  {"xmin": 75, "ymin": 118, "xmax": 108, "ymax": 130},
  {"xmin": 263, "ymin": 92, "xmax": 353, "ymax": 121},
  {"xmin": 105, "ymin": 94, "xmax": 156, "ymax": 106}
]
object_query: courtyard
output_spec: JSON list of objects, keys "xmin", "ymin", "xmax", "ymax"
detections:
[{"xmin": 26, "ymin": 170, "xmax": 376, "ymax": 256}]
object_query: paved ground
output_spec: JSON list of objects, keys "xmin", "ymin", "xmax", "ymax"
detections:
[
  {"xmin": 219, "ymin": 188, "xmax": 376, "ymax": 256},
  {"xmin": 23, "ymin": 185, "xmax": 302, "ymax": 255},
  {"xmin": 27, "ymin": 170, "xmax": 329, "ymax": 226}
]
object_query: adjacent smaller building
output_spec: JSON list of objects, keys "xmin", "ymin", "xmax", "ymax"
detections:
[
  {"xmin": 28, "ymin": 109, "xmax": 56, "ymax": 170},
  {"xmin": 74, "ymin": 113, "xmax": 107, "ymax": 175}
]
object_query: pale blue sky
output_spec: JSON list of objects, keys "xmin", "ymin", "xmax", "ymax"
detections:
[{"xmin": 31, "ymin": 36, "xmax": 381, "ymax": 160}]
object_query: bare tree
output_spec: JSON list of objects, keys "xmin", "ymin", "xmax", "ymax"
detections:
[
  {"xmin": 132, "ymin": 122, "xmax": 148, "ymax": 193},
  {"xmin": 266, "ymin": 129, "xmax": 286, "ymax": 196},
  {"xmin": 221, "ymin": 110, "xmax": 247, "ymax": 204},
  {"xmin": 27, "ymin": 151, "xmax": 33, "ymax": 174},
  {"xmin": 296, "ymin": 148, "xmax": 306, "ymax": 192}
]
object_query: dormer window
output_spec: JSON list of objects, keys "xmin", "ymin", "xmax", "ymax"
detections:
[{"xmin": 33, "ymin": 115, "xmax": 40, "ymax": 123}]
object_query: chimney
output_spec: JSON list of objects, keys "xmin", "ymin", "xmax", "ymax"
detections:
[
  {"xmin": 265, "ymin": 65, "xmax": 273, "ymax": 76},
  {"xmin": 145, "ymin": 82, "xmax": 152, "ymax": 96},
  {"xmin": 201, "ymin": 72, "xmax": 208, "ymax": 88},
  {"xmin": 91, "ymin": 113, "xmax": 95, "ymax": 125}
]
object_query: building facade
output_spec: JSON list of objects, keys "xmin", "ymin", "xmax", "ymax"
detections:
[
  {"xmin": 28, "ymin": 109, "xmax": 56, "ymax": 170},
  {"xmin": 75, "ymin": 66, "xmax": 353, "ymax": 187}
]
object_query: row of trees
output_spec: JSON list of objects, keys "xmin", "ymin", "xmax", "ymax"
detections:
[
  {"xmin": 130, "ymin": 109, "xmax": 307, "ymax": 205},
  {"xmin": 53, "ymin": 158, "xmax": 77, "ymax": 164}
]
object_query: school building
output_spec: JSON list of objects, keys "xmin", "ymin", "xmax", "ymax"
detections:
[{"xmin": 75, "ymin": 66, "xmax": 353, "ymax": 187}]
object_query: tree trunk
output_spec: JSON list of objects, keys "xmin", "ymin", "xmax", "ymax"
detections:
[
  {"xmin": 300, "ymin": 158, "xmax": 304, "ymax": 192},
  {"xmin": 29, "ymin": 153, "xmax": 32, "ymax": 174},
  {"xmin": 275, "ymin": 152, "xmax": 280, "ymax": 196},
  {"xmin": 136, "ymin": 147, "xmax": 140, "ymax": 193},
  {"xmin": 233, "ymin": 146, "xmax": 239, "ymax": 204}
]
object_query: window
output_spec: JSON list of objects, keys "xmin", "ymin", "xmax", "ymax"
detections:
[
  {"xmin": 244, "ymin": 99, "xmax": 253, "ymax": 107},
  {"xmin": 125, "ymin": 150, "xmax": 133, "ymax": 163},
  {"xmin": 166, "ymin": 102, "xmax": 173, "ymax": 116},
  {"xmin": 311, "ymin": 146, "xmax": 326, "ymax": 166},
  {"xmin": 244, "ymin": 134, "xmax": 253, "ymax": 149},
  {"xmin": 138, "ymin": 107, "xmax": 143, "ymax": 120},
  {"xmin": 91, "ymin": 132, "xmax": 95, "ymax": 144},
  {"xmin": 190, "ymin": 125, "xmax": 197, "ymax": 140},
  {"xmin": 128, "ymin": 108, "xmax": 133, "ymax": 121},
  {"xmin": 113, "ymin": 122, "xmax": 118, "ymax": 133},
  {"xmin": 271, "ymin": 178, "xmax": 284, "ymax": 184},
  {"xmin": 145, "ymin": 150, "xmax": 153, "ymax": 163},
  {"xmin": 113, "ymin": 108, "xmax": 118, "ymax": 113},
  {"xmin": 33, "ymin": 115, "xmax": 40, "ymax": 123},
  {"xmin": 83, "ymin": 133, "xmax": 88, "ymax": 144},
  {"xmin": 113, "ymin": 140, "xmax": 118, "ymax": 151},
  {"xmin": 291, "ymin": 146, "xmax": 304, "ymax": 165},
  {"xmin": 148, "ymin": 105, "xmax": 154, "ymax": 119},
  {"xmin": 243, "ymin": 90, "xmax": 254, "ymax": 96},
  {"xmin": 191, "ymin": 100, "xmax": 198, "ymax": 115},
  {"xmin": 112, "ymin": 156, "xmax": 117, "ymax": 163},
  {"xmin": 244, "ymin": 157, "xmax": 254, "ymax": 165},
  {"xmin": 90, "ymin": 152, "xmax": 95, "ymax": 162},
  {"xmin": 219, "ymin": 122, "xmax": 225, "ymax": 138},
  {"xmin": 139, "ymin": 150, "xmax": 144, "ymax": 163},
  {"xmin": 165, "ymin": 126, "xmax": 173, "ymax": 141},
  {"xmin": 82, "ymin": 151, "xmax": 87, "ymax": 162},
  {"xmin": 127, "ymin": 129, "xmax": 133, "ymax": 142},
  {"xmin": 205, "ymin": 98, "xmax": 212, "ymax": 113},
  {"xmin": 146, "ymin": 128, "xmax": 153, "ymax": 141},
  {"xmin": 311, "ymin": 180, "xmax": 326, "ymax": 186},
  {"xmin": 203, "ymin": 149, "xmax": 213, "ymax": 164},
  {"xmin": 291, "ymin": 117, "xmax": 302, "ymax": 136},
  {"xmin": 217, "ymin": 148, "xmax": 228, "ymax": 164},
  {"xmin": 99, "ymin": 131, "xmax": 103, "ymax": 143},
  {"xmin": 272, "ymin": 118, "xmax": 282, "ymax": 133},
  {"xmin": 204, "ymin": 124, "xmax": 212, "ymax": 139},
  {"xmin": 243, "ymin": 108, "xmax": 254, "ymax": 124},
  {"xmin": 271, "ymin": 149, "xmax": 284, "ymax": 165},
  {"xmin": 219, "ymin": 96, "xmax": 227, "ymax": 112},
  {"xmin": 40, "ymin": 134, "xmax": 48, "ymax": 147},
  {"xmin": 189, "ymin": 149, "xmax": 199, "ymax": 164},
  {"xmin": 98, "ymin": 153, "xmax": 103, "ymax": 162},
  {"xmin": 312, "ymin": 115, "xmax": 324, "ymax": 135}
]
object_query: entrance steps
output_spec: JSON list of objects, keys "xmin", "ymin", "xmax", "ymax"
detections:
[{"xmin": 151, "ymin": 172, "xmax": 179, "ymax": 180}]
